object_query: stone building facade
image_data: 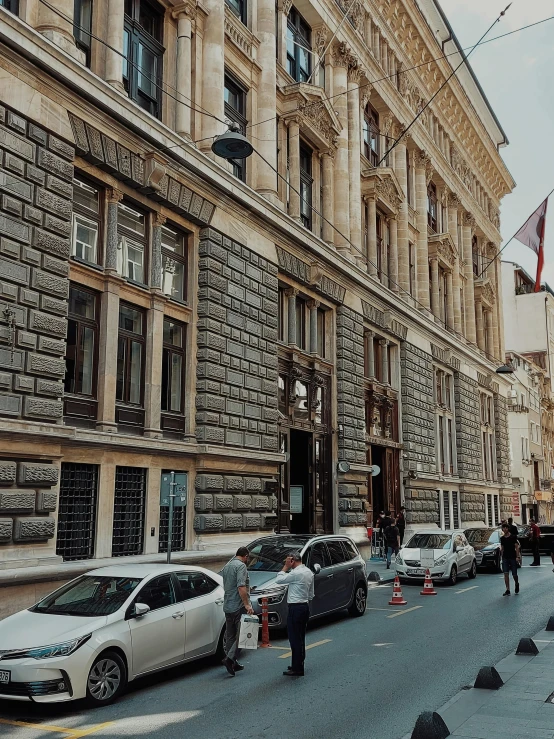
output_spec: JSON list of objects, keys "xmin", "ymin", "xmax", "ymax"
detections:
[{"xmin": 0, "ymin": 0, "xmax": 515, "ymax": 576}]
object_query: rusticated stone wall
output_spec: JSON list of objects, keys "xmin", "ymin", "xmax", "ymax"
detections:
[
  {"xmin": 0, "ymin": 105, "xmax": 73, "ymax": 423},
  {"xmin": 336, "ymin": 306, "xmax": 365, "ymax": 466},
  {"xmin": 454, "ymin": 372, "xmax": 482, "ymax": 480},
  {"xmin": 494, "ymin": 394, "xmax": 511, "ymax": 486},
  {"xmin": 0, "ymin": 459, "xmax": 59, "ymax": 544},
  {"xmin": 196, "ymin": 228, "xmax": 279, "ymax": 452},
  {"xmin": 404, "ymin": 487, "xmax": 440, "ymax": 524},
  {"xmin": 400, "ymin": 343, "xmax": 435, "ymax": 473},
  {"xmin": 194, "ymin": 473, "xmax": 278, "ymax": 533},
  {"xmin": 460, "ymin": 492, "xmax": 486, "ymax": 522}
]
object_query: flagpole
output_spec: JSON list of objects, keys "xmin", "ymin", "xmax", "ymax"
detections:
[{"xmin": 534, "ymin": 198, "xmax": 548, "ymax": 292}]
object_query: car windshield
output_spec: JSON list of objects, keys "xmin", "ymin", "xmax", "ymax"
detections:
[
  {"xmin": 465, "ymin": 529, "xmax": 496, "ymax": 545},
  {"xmin": 406, "ymin": 533, "xmax": 452, "ymax": 550},
  {"xmin": 30, "ymin": 575, "xmax": 142, "ymax": 617},
  {"xmin": 247, "ymin": 538, "xmax": 311, "ymax": 572}
]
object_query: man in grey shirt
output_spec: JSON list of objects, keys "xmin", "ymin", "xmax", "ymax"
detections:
[{"xmin": 221, "ymin": 546, "xmax": 254, "ymax": 677}]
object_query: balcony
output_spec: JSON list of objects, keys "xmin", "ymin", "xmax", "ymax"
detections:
[
  {"xmin": 507, "ymin": 402, "xmax": 529, "ymax": 413},
  {"xmin": 540, "ymin": 479, "xmax": 552, "ymax": 492}
]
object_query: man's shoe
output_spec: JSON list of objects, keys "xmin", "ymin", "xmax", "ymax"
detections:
[
  {"xmin": 503, "ymin": 590, "xmax": 510, "ymax": 596},
  {"xmin": 283, "ymin": 669, "xmax": 304, "ymax": 677},
  {"xmin": 530, "ymin": 563, "xmax": 539, "ymax": 567},
  {"xmin": 224, "ymin": 657, "xmax": 236, "ymax": 677},
  {"xmin": 515, "ymin": 582, "xmax": 520, "ymax": 594},
  {"xmin": 234, "ymin": 662, "xmax": 245, "ymax": 671}
]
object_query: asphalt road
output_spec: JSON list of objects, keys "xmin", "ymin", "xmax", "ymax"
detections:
[{"xmin": 1, "ymin": 556, "xmax": 554, "ymax": 739}]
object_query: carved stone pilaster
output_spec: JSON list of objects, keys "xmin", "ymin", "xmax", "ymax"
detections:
[{"xmin": 332, "ymin": 42, "xmax": 351, "ymax": 68}]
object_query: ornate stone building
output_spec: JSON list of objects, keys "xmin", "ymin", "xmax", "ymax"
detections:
[{"xmin": 0, "ymin": 0, "xmax": 514, "ymax": 576}]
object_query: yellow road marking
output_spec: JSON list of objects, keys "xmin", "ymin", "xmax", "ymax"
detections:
[
  {"xmin": 268, "ymin": 645, "xmax": 290, "ymax": 650},
  {"xmin": 278, "ymin": 638, "xmax": 332, "ymax": 659},
  {"xmin": 455, "ymin": 586, "xmax": 479, "ymax": 594},
  {"xmin": 0, "ymin": 718, "xmax": 114, "ymax": 738},
  {"xmin": 387, "ymin": 606, "xmax": 423, "ymax": 618}
]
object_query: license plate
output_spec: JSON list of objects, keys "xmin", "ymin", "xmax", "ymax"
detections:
[
  {"xmin": 407, "ymin": 568, "xmax": 426, "ymax": 575},
  {"xmin": 0, "ymin": 670, "xmax": 10, "ymax": 685}
]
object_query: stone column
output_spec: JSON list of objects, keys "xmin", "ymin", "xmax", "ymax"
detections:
[
  {"xmin": 367, "ymin": 196, "xmax": 378, "ymax": 277},
  {"xmin": 347, "ymin": 63, "xmax": 363, "ymax": 256},
  {"xmin": 256, "ymin": 0, "xmax": 278, "ymax": 197},
  {"xmin": 105, "ymin": 0, "xmax": 126, "ymax": 89},
  {"xmin": 462, "ymin": 213, "xmax": 477, "ymax": 344},
  {"xmin": 200, "ymin": 0, "xmax": 226, "ymax": 148},
  {"xmin": 332, "ymin": 44, "xmax": 350, "ymax": 255},
  {"xmin": 485, "ymin": 309, "xmax": 494, "ymax": 360},
  {"xmin": 174, "ymin": 4, "xmax": 195, "ymax": 140},
  {"xmin": 321, "ymin": 150, "xmax": 335, "ymax": 245},
  {"xmin": 287, "ymin": 118, "xmax": 301, "ymax": 220},
  {"xmin": 389, "ymin": 215, "xmax": 398, "ymax": 292},
  {"xmin": 475, "ymin": 299, "xmax": 485, "ymax": 352},
  {"xmin": 96, "ymin": 281, "xmax": 120, "ymax": 433},
  {"xmin": 494, "ymin": 252, "xmax": 505, "ymax": 360},
  {"xmin": 95, "ymin": 463, "xmax": 116, "ymax": 557},
  {"xmin": 415, "ymin": 151, "xmax": 431, "ymax": 309},
  {"xmin": 286, "ymin": 288, "xmax": 298, "ymax": 346},
  {"xmin": 365, "ymin": 329, "xmax": 374, "ymax": 377},
  {"xmin": 446, "ymin": 269, "xmax": 454, "ymax": 330},
  {"xmin": 308, "ymin": 300, "xmax": 319, "ymax": 355},
  {"xmin": 144, "ymin": 296, "xmax": 165, "ymax": 438},
  {"xmin": 151, "ymin": 213, "xmax": 165, "ymax": 290},
  {"xmin": 394, "ymin": 137, "xmax": 410, "ymax": 294},
  {"xmin": 105, "ymin": 188, "xmax": 122, "ymax": 272},
  {"xmin": 448, "ymin": 194, "xmax": 462, "ymax": 334},
  {"xmin": 430, "ymin": 258, "xmax": 440, "ymax": 319},
  {"xmin": 380, "ymin": 338, "xmax": 389, "ymax": 384},
  {"xmin": 36, "ymin": 0, "xmax": 84, "ymax": 61}
]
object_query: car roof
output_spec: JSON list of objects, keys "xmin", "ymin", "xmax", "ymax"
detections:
[
  {"xmin": 408, "ymin": 530, "xmax": 459, "ymax": 535},
  {"xmin": 249, "ymin": 534, "xmax": 356, "ymax": 545},
  {"xmin": 84, "ymin": 564, "xmax": 221, "ymax": 580}
]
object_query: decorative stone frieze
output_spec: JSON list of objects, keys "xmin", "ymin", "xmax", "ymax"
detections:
[{"xmin": 275, "ymin": 246, "xmax": 346, "ymax": 303}]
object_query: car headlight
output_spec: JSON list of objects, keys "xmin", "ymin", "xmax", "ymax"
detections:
[
  {"xmin": 395, "ymin": 554, "xmax": 403, "ymax": 565},
  {"xmin": 253, "ymin": 585, "xmax": 287, "ymax": 605},
  {"xmin": 0, "ymin": 635, "xmax": 91, "ymax": 661},
  {"xmin": 482, "ymin": 546, "xmax": 496, "ymax": 552},
  {"xmin": 435, "ymin": 554, "xmax": 448, "ymax": 565}
]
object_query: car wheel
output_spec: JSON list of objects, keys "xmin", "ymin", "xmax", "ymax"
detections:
[
  {"xmin": 86, "ymin": 650, "xmax": 127, "ymax": 706},
  {"xmin": 447, "ymin": 565, "xmax": 457, "ymax": 586},
  {"xmin": 467, "ymin": 560, "xmax": 477, "ymax": 579},
  {"xmin": 348, "ymin": 583, "xmax": 367, "ymax": 617}
]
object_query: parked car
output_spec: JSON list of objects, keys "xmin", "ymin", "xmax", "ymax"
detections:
[
  {"xmin": 0, "ymin": 564, "xmax": 226, "ymax": 705},
  {"xmin": 465, "ymin": 527, "xmax": 502, "ymax": 572},
  {"xmin": 245, "ymin": 534, "xmax": 368, "ymax": 628},
  {"xmin": 518, "ymin": 524, "xmax": 554, "ymax": 554},
  {"xmin": 395, "ymin": 530, "xmax": 476, "ymax": 585}
]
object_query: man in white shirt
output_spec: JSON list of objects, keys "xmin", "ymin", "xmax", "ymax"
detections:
[{"xmin": 276, "ymin": 552, "xmax": 314, "ymax": 677}]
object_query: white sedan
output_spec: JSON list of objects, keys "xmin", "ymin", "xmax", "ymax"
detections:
[
  {"xmin": 0, "ymin": 564, "xmax": 226, "ymax": 705},
  {"xmin": 394, "ymin": 530, "xmax": 477, "ymax": 585}
]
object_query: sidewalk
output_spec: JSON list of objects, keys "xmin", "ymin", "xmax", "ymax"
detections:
[
  {"xmin": 365, "ymin": 554, "xmax": 398, "ymax": 583},
  {"xmin": 404, "ymin": 625, "xmax": 554, "ymax": 738}
]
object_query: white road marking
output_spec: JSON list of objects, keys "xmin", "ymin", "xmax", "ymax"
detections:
[
  {"xmin": 372, "ymin": 643, "xmax": 394, "ymax": 647},
  {"xmin": 367, "ymin": 607, "xmax": 402, "ymax": 612},
  {"xmin": 455, "ymin": 586, "xmax": 479, "ymax": 594},
  {"xmin": 387, "ymin": 606, "xmax": 423, "ymax": 618},
  {"xmin": 278, "ymin": 638, "xmax": 332, "ymax": 659}
]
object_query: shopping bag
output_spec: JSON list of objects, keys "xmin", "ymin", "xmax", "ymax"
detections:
[{"xmin": 238, "ymin": 614, "xmax": 259, "ymax": 650}]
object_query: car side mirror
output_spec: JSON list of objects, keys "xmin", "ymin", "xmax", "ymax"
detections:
[
  {"xmin": 134, "ymin": 602, "xmax": 150, "ymax": 618},
  {"xmin": 313, "ymin": 564, "xmax": 321, "ymax": 574}
]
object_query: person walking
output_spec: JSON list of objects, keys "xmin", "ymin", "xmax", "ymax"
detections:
[
  {"xmin": 501, "ymin": 523, "xmax": 520, "ymax": 596},
  {"xmin": 221, "ymin": 546, "xmax": 254, "ymax": 677},
  {"xmin": 276, "ymin": 552, "xmax": 314, "ymax": 677},
  {"xmin": 529, "ymin": 517, "xmax": 541, "ymax": 566},
  {"xmin": 396, "ymin": 506, "xmax": 406, "ymax": 545},
  {"xmin": 384, "ymin": 518, "xmax": 400, "ymax": 569},
  {"xmin": 507, "ymin": 517, "xmax": 518, "ymax": 536}
]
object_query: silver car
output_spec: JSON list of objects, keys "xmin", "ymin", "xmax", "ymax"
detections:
[{"xmin": 245, "ymin": 534, "xmax": 368, "ymax": 628}]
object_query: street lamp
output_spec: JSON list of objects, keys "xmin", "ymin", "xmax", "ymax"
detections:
[
  {"xmin": 496, "ymin": 364, "xmax": 515, "ymax": 374},
  {"xmin": 211, "ymin": 121, "xmax": 254, "ymax": 160}
]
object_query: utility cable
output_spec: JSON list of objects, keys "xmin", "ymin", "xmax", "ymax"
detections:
[{"xmin": 304, "ymin": 0, "xmax": 360, "ymax": 85}]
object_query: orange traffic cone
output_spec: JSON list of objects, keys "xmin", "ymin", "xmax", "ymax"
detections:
[
  {"xmin": 389, "ymin": 576, "xmax": 407, "ymax": 605},
  {"xmin": 420, "ymin": 569, "xmax": 437, "ymax": 596}
]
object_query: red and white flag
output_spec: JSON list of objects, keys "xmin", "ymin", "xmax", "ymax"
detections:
[{"xmin": 514, "ymin": 198, "xmax": 548, "ymax": 292}]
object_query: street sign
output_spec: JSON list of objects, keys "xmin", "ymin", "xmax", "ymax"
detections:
[
  {"xmin": 421, "ymin": 549, "xmax": 435, "ymax": 568},
  {"xmin": 290, "ymin": 486, "xmax": 303, "ymax": 513},
  {"xmin": 160, "ymin": 472, "xmax": 188, "ymax": 507}
]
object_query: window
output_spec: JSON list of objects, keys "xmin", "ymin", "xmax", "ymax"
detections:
[
  {"xmin": 287, "ymin": 7, "xmax": 311, "ymax": 82},
  {"xmin": 376, "ymin": 212, "xmax": 384, "ymax": 280},
  {"xmin": 341, "ymin": 540, "xmax": 359, "ymax": 561},
  {"xmin": 409, "ymin": 242, "xmax": 416, "ymax": 296},
  {"xmin": 57, "ymin": 463, "xmax": 98, "ymax": 561},
  {"xmin": 117, "ymin": 303, "xmax": 145, "ymax": 407},
  {"xmin": 72, "ymin": 178, "xmax": 101, "ymax": 265},
  {"xmin": 317, "ymin": 308, "xmax": 326, "ymax": 358},
  {"xmin": 427, "ymin": 182, "xmax": 438, "ymax": 232},
  {"xmin": 472, "ymin": 235, "xmax": 479, "ymax": 276},
  {"xmin": 135, "ymin": 575, "xmax": 176, "ymax": 610},
  {"xmin": 123, "ymin": 0, "xmax": 163, "ymax": 118},
  {"xmin": 326, "ymin": 540, "xmax": 346, "ymax": 565},
  {"xmin": 278, "ymin": 286, "xmax": 286, "ymax": 342},
  {"xmin": 162, "ymin": 318, "xmax": 186, "ymax": 419},
  {"xmin": 308, "ymin": 542, "xmax": 331, "ymax": 569},
  {"xmin": 74, "ymin": 0, "xmax": 92, "ymax": 65},
  {"xmin": 406, "ymin": 149, "xmax": 412, "ymax": 204},
  {"xmin": 224, "ymin": 74, "xmax": 248, "ymax": 181},
  {"xmin": 65, "ymin": 286, "xmax": 98, "ymax": 419},
  {"xmin": 363, "ymin": 106, "xmax": 380, "ymax": 166},
  {"xmin": 161, "ymin": 225, "xmax": 188, "ymax": 302},
  {"xmin": 295, "ymin": 296, "xmax": 307, "ymax": 350},
  {"xmin": 435, "ymin": 368, "xmax": 456, "ymax": 475},
  {"xmin": 0, "ymin": 0, "xmax": 19, "ymax": 14},
  {"xmin": 299, "ymin": 142, "xmax": 313, "ymax": 230},
  {"xmin": 480, "ymin": 392, "xmax": 496, "ymax": 481},
  {"xmin": 175, "ymin": 571, "xmax": 218, "ymax": 600},
  {"xmin": 225, "ymin": 0, "xmax": 246, "ymax": 24},
  {"xmin": 117, "ymin": 203, "xmax": 147, "ymax": 284},
  {"xmin": 485, "ymin": 493, "xmax": 500, "ymax": 527},
  {"xmin": 112, "ymin": 466, "xmax": 146, "ymax": 556},
  {"xmin": 440, "ymin": 490, "xmax": 461, "ymax": 530}
]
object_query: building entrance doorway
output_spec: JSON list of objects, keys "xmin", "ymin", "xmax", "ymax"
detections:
[
  {"xmin": 289, "ymin": 429, "xmax": 311, "ymax": 534},
  {"xmin": 369, "ymin": 445, "xmax": 400, "ymax": 526}
]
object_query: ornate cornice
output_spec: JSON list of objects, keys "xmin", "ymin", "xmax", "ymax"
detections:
[{"xmin": 171, "ymin": 1, "xmax": 196, "ymax": 20}]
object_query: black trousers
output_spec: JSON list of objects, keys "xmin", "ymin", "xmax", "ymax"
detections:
[
  {"xmin": 287, "ymin": 603, "xmax": 310, "ymax": 673},
  {"xmin": 531, "ymin": 539, "xmax": 541, "ymax": 565}
]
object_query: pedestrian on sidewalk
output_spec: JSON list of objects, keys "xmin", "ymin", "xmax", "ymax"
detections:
[
  {"xmin": 276, "ymin": 552, "xmax": 314, "ymax": 677},
  {"xmin": 384, "ymin": 518, "xmax": 401, "ymax": 569},
  {"xmin": 221, "ymin": 546, "xmax": 254, "ymax": 677},
  {"xmin": 529, "ymin": 517, "xmax": 541, "ymax": 566},
  {"xmin": 501, "ymin": 523, "xmax": 520, "ymax": 596},
  {"xmin": 396, "ymin": 506, "xmax": 406, "ymax": 545},
  {"xmin": 507, "ymin": 517, "xmax": 518, "ymax": 536}
]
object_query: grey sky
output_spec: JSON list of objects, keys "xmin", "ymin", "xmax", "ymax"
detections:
[{"xmin": 439, "ymin": 0, "xmax": 554, "ymax": 283}]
